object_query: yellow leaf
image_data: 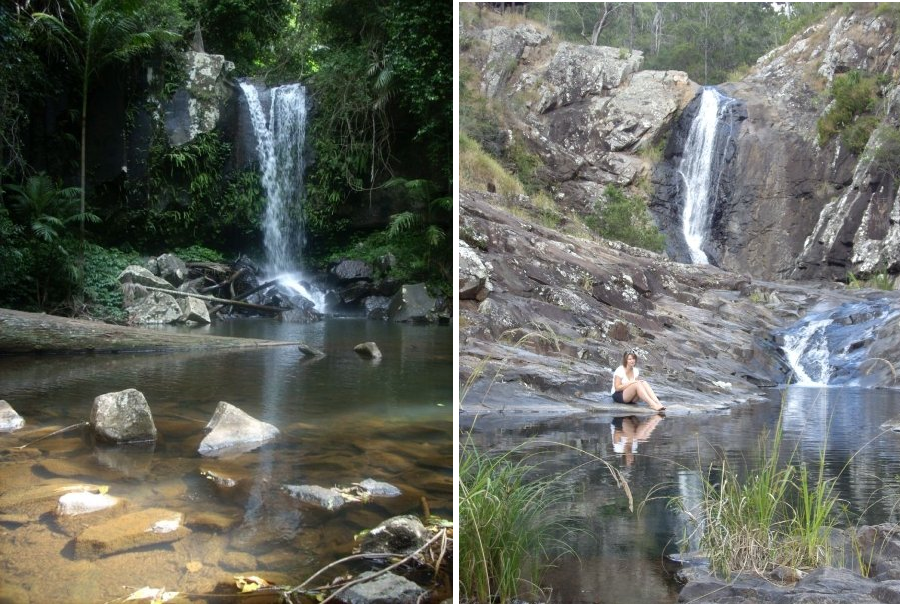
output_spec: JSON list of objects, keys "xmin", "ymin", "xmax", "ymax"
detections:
[
  {"xmin": 235, "ymin": 575, "xmax": 270, "ymax": 593},
  {"xmin": 98, "ymin": 486, "xmax": 109, "ymax": 495},
  {"xmin": 186, "ymin": 561, "xmax": 202, "ymax": 573}
]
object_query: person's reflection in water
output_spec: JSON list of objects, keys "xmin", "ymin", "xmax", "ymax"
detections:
[{"xmin": 611, "ymin": 414, "xmax": 663, "ymax": 466}]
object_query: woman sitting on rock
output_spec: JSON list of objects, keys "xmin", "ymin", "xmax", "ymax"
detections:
[{"xmin": 610, "ymin": 350, "xmax": 665, "ymax": 412}]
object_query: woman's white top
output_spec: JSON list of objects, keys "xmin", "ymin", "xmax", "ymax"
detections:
[{"xmin": 610, "ymin": 365, "xmax": 639, "ymax": 394}]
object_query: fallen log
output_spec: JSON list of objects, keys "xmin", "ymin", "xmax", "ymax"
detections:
[
  {"xmin": 0, "ymin": 308, "xmax": 298, "ymax": 355},
  {"xmin": 137, "ymin": 286, "xmax": 286, "ymax": 314}
]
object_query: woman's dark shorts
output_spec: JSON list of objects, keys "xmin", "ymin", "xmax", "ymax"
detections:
[{"xmin": 612, "ymin": 390, "xmax": 626, "ymax": 404}]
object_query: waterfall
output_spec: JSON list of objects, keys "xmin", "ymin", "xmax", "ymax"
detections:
[
  {"xmin": 782, "ymin": 319, "xmax": 833, "ymax": 386},
  {"xmin": 678, "ymin": 87, "xmax": 735, "ymax": 264},
  {"xmin": 778, "ymin": 300, "xmax": 900, "ymax": 387},
  {"xmin": 240, "ymin": 81, "xmax": 324, "ymax": 310}
]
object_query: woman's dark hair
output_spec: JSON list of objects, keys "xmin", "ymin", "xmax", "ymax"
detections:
[{"xmin": 622, "ymin": 350, "xmax": 638, "ymax": 366}]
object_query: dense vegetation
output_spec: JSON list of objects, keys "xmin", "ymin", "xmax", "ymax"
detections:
[{"xmin": 0, "ymin": 0, "xmax": 450, "ymax": 318}]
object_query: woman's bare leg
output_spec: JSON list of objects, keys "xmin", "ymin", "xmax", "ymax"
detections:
[
  {"xmin": 638, "ymin": 380, "xmax": 662, "ymax": 407},
  {"xmin": 634, "ymin": 382, "xmax": 664, "ymax": 411}
]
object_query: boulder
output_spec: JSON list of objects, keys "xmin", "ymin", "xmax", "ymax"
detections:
[
  {"xmin": 331, "ymin": 259, "xmax": 374, "ymax": 281},
  {"xmin": 74, "ymin": 508, "xmax": 189, "ymax": 560},
  {"xmin": 117, "ymin": 265, "xmax": 174, "ymax": 290},
  {"xmin": 283, "ymin": 485, "xmax": 347, "ymax": 511},
  {"xmin": 155, "ymin": 253, "xmax": 188, "ymax": 286},
  {"xmin": 339, "ymin": 571, "xmax": 426, "ymax": 604},
  {"xmin": 354, "ymin": 342, "xmax": 383, "ymax": 359},
  {"xmin": 176, "ymin": 295, "xmax": 211, "ymax": 324},
  {"xmin": 459, "ymin": 241, "xmax": 492, "ymax": 301},
  {"xmin": 0, "ymin": 400, "xmax": 24, "ymax": 432},
  {"xmin": 90, "ymin": 388, "xmax": 157, "ymax": 444},
  {"xmin": 537, "ymin": 43, "xmax": 643, "ymax": 113},
  {"xmin": 359, "ymin": 515, "xmax": 430, "ymax": 555},
  {"xmin": 126, "ymin": 291, "xmax": 183, "ymax": 325},
  {"xmin": 364, "ymin": 295, "xmax": 393, "ymax": 320},
  {"xmin": 388, "ymin": 283, "xmax": 438, "ymax": 323},
  {"xmin": 198, "ymin": 402, "xmax": 279, "ymax": 457},
  {"xmin": 477, "ymin": 24, "xmax": 551, "ymax": 98}
]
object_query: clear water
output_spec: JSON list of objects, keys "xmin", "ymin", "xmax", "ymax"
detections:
[
  {"xmin": 0, "ymin": 319, "xmax": 452, "ymax": 603},
  {"xmin": 464, "ymin": 386, "xmax": 900, "ymax": 604}
]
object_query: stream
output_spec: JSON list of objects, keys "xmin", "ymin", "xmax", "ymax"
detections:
[
  {"xmin": 0, "ymin": 318, "xmax": 452, "ymax": 603},
  {"xmin": 463, "ymin": 386, "xmax": 900, "ymax": 604}
]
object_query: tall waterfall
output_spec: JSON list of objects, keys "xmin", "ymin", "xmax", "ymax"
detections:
[
  {"xmin": 240, "ymin": 81, "xmax": 323, "ymax": 309},
  {"xmin": 678, "ymin": 88, "xmax": 734, "ymax": 264}
]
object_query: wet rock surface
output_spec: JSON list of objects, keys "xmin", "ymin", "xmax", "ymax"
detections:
[
  {"xmin": 198, "ymin": 402, "xmax": 279, "ymax": 457},
  {"xmin": 0, "ymin": 400, "xmax": 24, "ymax": 432},
  {"xmin": 340, "ymin": 570, "xmax": 427, "ymax": 604},
  {"xmin": 460, "ymin": 192, "xmax": 900, "ymax": 426},
  {"xmin": 74, "ymin": 508, "xmax": 189, "ymax": 560},
  {"xmin": 90, "ymin": 389, "xmax": 157, "ymax": 444}
]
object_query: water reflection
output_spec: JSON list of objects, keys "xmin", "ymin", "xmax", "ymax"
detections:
[
  {"xmin": 468, "ymin": 386, "xmax": 900, "ymax": 604},
  {"xmin": 611, "ymin": 414, "xmax": 663, "ymax": 466},
  {"xmin": 0, "ymin": 318, "xmax": 451, "ymax": 602}
]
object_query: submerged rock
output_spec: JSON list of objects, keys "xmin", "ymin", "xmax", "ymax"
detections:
[
  {"xmin": 56, "ymin": 492, "xmax": 119, "ymax": 516},
  {"xmin": 90, "ymin": 389, "xmax": 157, "ymax": 444},
  {"xmin": 283, "ymin": 485, "xmax": 346, "ymax": 511},
  {"xmin": 357, "ymin": 478, "xmax": 401, "ymax": 497},
  {"xmin": 359, "ymin": 515, "xmax": 430, "ymax": 555},
  {"xmin": 198, "ymin": 402, "xmax": 279, "ymax": 457},
  {"xmin": 74, "ymin": 508, "xmax": 188, "ymax": 560},
  {"xmin": 340, "ymin": 570, "xmax": 426, "ymax": 604},
  {"xmin": 0, "ymin": 400, "xmax": 24, "ymax": 432}
]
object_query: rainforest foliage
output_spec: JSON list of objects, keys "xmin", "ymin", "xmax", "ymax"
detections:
[{"xmin": 0, "ymin": 0, "xmax": 450, "ymax": 317}]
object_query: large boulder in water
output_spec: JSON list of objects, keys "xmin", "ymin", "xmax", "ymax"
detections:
[
  {"xmin": 198, "ymin": 402, "xmax": 279, "ymax": 457},
  {"xmin": 0, "ymin": 400, "xmax": 25, "ymax": 432},
  {"xmin": 126, "ymin": 290, "xmax": 183, "ymax": 325},
  {"xmin": 90, "ymin": 389, "xmax": 157, "ymax": 444},
  {"xmin": 388, "ymin": 283, "xmax": 439, "ymax": 323}
]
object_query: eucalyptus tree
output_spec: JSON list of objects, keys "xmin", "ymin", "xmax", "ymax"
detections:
[{"xmin": 31, "ymin": 0, "xmax": 178, "ymax": 296}]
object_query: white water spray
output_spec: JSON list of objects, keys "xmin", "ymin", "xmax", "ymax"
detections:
[
  {"xmin": 782, "ymin": 319, "xmax": 833, "ymax": 386},
  {"xmin": 240, "ymin": 81, "xmax": 324, "ymax": 310},
  {"xmin": 678, "ymin": 88, "xmax": 733, "ymax": 264}
]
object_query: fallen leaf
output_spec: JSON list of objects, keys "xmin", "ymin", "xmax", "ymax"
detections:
[{"xmin": 235, "ymin": 575, "xmax": 271, "ymax": 593}]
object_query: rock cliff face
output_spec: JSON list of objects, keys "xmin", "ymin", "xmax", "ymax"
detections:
[
  {"xmin": 466, "ymin": 21, "xmax": 697, "ymax": 215},
  {"xmin": 466, "ymin": 6, "xmax": 900, "ymax": 284},
  {"xmin": 667, "ymin": 7, "xmax": 900, "ymax": 281}
]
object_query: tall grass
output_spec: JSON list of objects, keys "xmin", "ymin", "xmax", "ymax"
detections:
[
  {"xmin": 675, "ymin": 411, "xmax": 843, "ymax": 578},
  {"xmin": 459, "ymin": 439, "xmax": 579, "ymax": 603}
]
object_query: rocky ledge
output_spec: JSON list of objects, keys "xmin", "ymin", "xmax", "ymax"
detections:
[{"xmin": 459, "ymin": 191, "xmax": 900, "ymax": 424}]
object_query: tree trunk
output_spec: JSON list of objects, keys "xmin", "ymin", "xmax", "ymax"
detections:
[
  {"xmin": 136, "ymin": 286, "xmax": 287, "ymax": 313},
  {"xmin": 0, "ymin": 308, "xmax": 298, "ymax": 354}
]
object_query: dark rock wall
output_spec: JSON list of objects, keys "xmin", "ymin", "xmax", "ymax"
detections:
[{"xmin": 650, "ymin": 90, "xmax": 747, "ymax": 266}]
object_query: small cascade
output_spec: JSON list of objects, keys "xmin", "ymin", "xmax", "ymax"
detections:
[
  {"xmin": 782, "ymin": 319, "xmax": 832, "ymax": 386},
  {"xmin": 239, "ymin": 81, "xmax": 325, "ymax": 311},
  {"xmin": 678, "ymin": 87, "xmax": 736, "ymax": 264},
  {"xmin": 778, "ymin": 299, "xmax": 900, "ymax": 387}
]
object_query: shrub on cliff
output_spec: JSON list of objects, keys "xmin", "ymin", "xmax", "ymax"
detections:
[
  {"xmin": 586, "ymin": 185, "xmax": 666, "ymax": 253},
  {"xmin": 817, "ymin": 70, "xmax": 885, "ymax": 154}
]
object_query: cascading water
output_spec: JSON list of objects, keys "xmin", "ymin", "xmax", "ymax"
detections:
[
  {"xmin": 782, "ymin": 319, "xmax": 833, "ymax": 386},
  {"xmin": 678, "ymin": 87, "xmax": 735, "ymax": 264},
  {"xmin": 778, "ymin": 299, "xmax": 900, "ymax": 387},
  {"xmin": 239, "ymin": 81, "xmax": 324, "ymax": 310}
]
